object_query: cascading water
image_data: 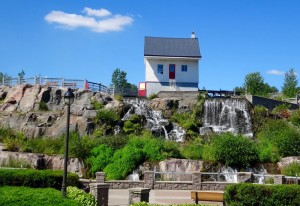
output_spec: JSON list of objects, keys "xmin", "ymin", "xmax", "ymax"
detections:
[
  {"xmin": 122, "ymin": 98, "xmax": 185, "ymax": 142},
  {"xmin": 200, "ymin": 98, "xmax": 253, "ymax": 136},
  {"xmin": 221, "ymin": 167, "xmax": 238, "ymax": 183}
]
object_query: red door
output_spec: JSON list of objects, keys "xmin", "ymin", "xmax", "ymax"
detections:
[
  {"xmin": 138, "ymin": 82, "xmax": 146, "ymax": 97},
  {"xmin": 169, "ymin": 64, "xmax": 175, "ymax": 79}
]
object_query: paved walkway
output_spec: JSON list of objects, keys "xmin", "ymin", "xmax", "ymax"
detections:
[{"xmin": 108, "ymin": 189, "xmax": 223, "ymax": 206}]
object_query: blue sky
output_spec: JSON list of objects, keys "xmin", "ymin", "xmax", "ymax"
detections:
[{"xmin": 1, "ymin": 0, "xmax": 300, "ymax": 91}]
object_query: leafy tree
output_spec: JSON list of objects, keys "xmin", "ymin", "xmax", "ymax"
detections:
[
  {"xmin": 243, "ymin": 72, "xmax": 267, "ymax": 96},
  {"xmin": 111, "ymin": 68, "xmax": 128, "ymax": 88},
  {"xmin": 282, "ymin": 68, "xmax": 298, "ymax": 98},
  {"xmin": 233, "ymin": 86, "xmax": 245, "ymax": 95},
  {"xmin": 264, "ymin": 83, "xmax": 278, "ymax": 93}
]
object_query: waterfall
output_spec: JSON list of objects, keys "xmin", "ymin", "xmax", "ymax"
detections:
[
  {"xmin": 200, "ymin": 98, "xmax": 253, "ymax": 136},
  {"xmin": 123, "ymin": 98, "xmax": 185, "ymax": 142},
  {"xmin": 221, "ymin": 167, "xmax": 238, "ymax": 183}
]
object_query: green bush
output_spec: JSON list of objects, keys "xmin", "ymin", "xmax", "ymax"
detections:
[
  {"xmin": 102, "ymin": 135, "xmax": 181, "ymax": 180},
  {"xmin": 180, "ymin": 138, "xmax": 203, "ymax": 159},
  {"xmin": 67, "ymin": 186, "xmax": 96, "ymax": 206},
  {"xmin": 271, "ymin": 103, "xmax": 291, "ymax": 118},
  {"xmin": 68, "ymin": 132, "xmax": 96, "ymax": 161},
  {"xmin": 0, "ymin": 169, "xmax": 79, "ymax": 189},
  {"xmin": 104, "ymin": 144, "xmax": 144, "ymax": 180},
  {"xmin": 0, "ymin": 186, "xmax": 82, "ymax": 206},
  {"xmin": 123, "ymin": 115, "xmax": 143, "ymax": 134},
  {"xmin": 253, "ymin": 105, "xmax": 269, "ymax": 133},
  {"xmin": 95, "ymin": 108, "xmax": 120, "ymax": 125},
  {"xmin": 281, "ymin": 162, "xmax": 300, "ymax": 176},
  {"xmin": 256, "ymin": 138, "xmax": 280, "ymax": 163},
  {"xmin": 148, "ymin": 93, "xmax": 158, "ymax": 100},
  {"xmin": 257, "ymin": 119, "xmax": 300, "ymax": 157},
  {"xmin": 94, "ymin": 134, "xmax": 129, "ymax": 150},
  {"xmin": 202, "ymin": 133, "xmax": 258, "ymax": 168},
  {"xmin": 39, "ymin": 101, "xmax": 48, "ymax": 111},
  {"xmin": 87, "ymin": 144, "xmax": 113, "ymax": 175},
  {"xmin": 224, "ymin": 183, "xmax": 300, "ymax": 206},
  {"xmin": 290, "ymin": 109, "xmax": 300, "ymax": 127},
  {"xmin": 170, "ymin": 112, "xmax": 199, "ymax": 138},
  {"xmin": 90, "ymin": 99, "xmax": 103, "ymax": 110}
]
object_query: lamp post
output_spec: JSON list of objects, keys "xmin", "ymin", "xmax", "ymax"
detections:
[{"xmin": 62, "ymin": 88, "xmax": 75, "ymax": 198}]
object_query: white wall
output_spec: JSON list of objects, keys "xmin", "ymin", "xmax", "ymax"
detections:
[
  {"xmin": 145, "ymin": 57, "xmax": 199, "ymax": 83},
  {"xmin": 144, "ymin": 56, "xmax": 200, "ymax": 96}
]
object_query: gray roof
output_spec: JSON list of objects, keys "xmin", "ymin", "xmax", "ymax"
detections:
[{"xmin": 144, "ymin": 36, "xmax": 201, "ymax": 58}]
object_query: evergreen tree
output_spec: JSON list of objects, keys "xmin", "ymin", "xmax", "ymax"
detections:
[{"xmin": 282, "ymin": 68, "xmax": 298, "ymax": 98}]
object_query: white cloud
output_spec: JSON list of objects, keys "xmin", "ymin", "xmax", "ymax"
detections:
[
  {"xmin": 45, "ymin": 8, "xmax": 133, "ymax": 33},
  {"xmin": 83, "ymin": 7, "xmax": 111, "ymax": 17},
  {"xmin": 266, "ymin": 69, "xmax": 285, "ymax": 76}
]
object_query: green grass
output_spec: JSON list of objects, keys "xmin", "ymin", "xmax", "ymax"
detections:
[{"xmin": 0, "ymin": 186, "xmax": 82, "ymax": 206}]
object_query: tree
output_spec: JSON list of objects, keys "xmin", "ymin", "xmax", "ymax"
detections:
[
  {"xmin": 282, "ymin": 68, "xmax": 298, "ymax": 98},
  {"xmin": 18, "ymin": 70, "xmax": 25, "ymax": 79},
  {"xmin": 0, "ymin": 72, "xmax": 11, "ymax": 82},
  {"xmin": 111, "ymin": 68, "xmax": 128, "ymax": 88},
  {"xmin": 243, "ymin": 72, "xmax": 267, "ymax": 96}
]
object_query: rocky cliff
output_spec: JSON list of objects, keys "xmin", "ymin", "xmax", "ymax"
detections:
[{"xmin": 0, "ymin": 84, "xmax": 119, "ymax": 138}]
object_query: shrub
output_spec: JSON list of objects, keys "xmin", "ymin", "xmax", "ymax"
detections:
[
  {"xmin": 224, "ymin": 183, "xmax": 300, "ymax": 206},
  {"xmin": 0, "ymin": 186, "xmax": 82, "ymax": 206},
  {"xmin": 87, "ymin": 144, "xmax": 113, "ymax": 175},
  {"xmin": 104, "ymin": 145, "xmax": 144, "ymax": 180},
  {"xmin": 281, "ymin": 162, "xmax": 300, "ymax": 176},
  {"xmin": 271, "ymin": 103, "xmax": 291, "ymax": 119},
  {"xmin": 94, "ymin": 134, "xmax": 129, "ymax": 150},
  {"xmin": 253, "ymin": 105, "xmax": 269, "ymax": 134},
  {"xmin": 95, "ymin": 108, "xmax": 120, "ymax": 125},
  {"xmin": 102, "ymin": 135, "xmax": 181, "ymax": 180},
  {"xmin": 148, "ymin": 93, "xmax": 158, "ymax": 100},
  {"xmin": 123, "ymin": 116, "xmax": 143, "ymax": 134},
  {"xmin": 290, "ymin": 109, "xmax": 300, "ymax": 127},
  {"xmin": 256, "ymin": 138, "xmax": 280, "ymax": 163},
  {"xmin": 39, "ymin": 101, "xmax": 48, "ymax": 111},
  {"xmin": 67, "ymin": 186, "xmax": 96, "ymax": 206},
  {"xmin": 90, "ymin": 99, "xmax": 103, "ymax": 110},
  {"xmin": 68, "ymin": 132, "xmax": 96, "ymax": 161},
  {"xmin": 202, "ymin": 133, "xmax": 258, "ymax": 168},
  {"xmin": 0, "ymin": 169, "xmax": 79, "ymax": 189},
  {"xmin": 180, "ymin": 138, "xmax": 203, "ymax": 159},
  {"xmin": 257, "ymin": 119, "xmax": 300, "ymax": 157}
]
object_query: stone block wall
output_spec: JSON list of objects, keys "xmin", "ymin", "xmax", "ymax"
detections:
[{"xmin": 80, "ymin": 171, "xmax": 299, "ymax": 192}]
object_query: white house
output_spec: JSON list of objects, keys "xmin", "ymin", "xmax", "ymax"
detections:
[{"xmin": 142, "ymin": 32, "xmax": 201, "ymax": 97}]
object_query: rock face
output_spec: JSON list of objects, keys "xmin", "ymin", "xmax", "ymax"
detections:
[
  {"xmin": 0, "ymin": 85, "xmax": 114, "ymax": 138},
  {"xmin": 0, "ymin": 150, "xmax": 84, "ymax": 177}
]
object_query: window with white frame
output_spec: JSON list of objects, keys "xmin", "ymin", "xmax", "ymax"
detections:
[
  {"xmin": 157, "ymin": 64, "xmax": 163, "ymax": 74},
  {"xmin": 181, "ymin": 65, "xmax": 188, "ymax": 72}
]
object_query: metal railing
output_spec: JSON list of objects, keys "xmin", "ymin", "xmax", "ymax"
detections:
[{"xmin": 0, "ymin": 76, "xmax": 109, "ymax": 93}]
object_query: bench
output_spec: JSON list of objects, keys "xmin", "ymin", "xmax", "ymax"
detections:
[{"xmin": 191, "ymin": 191, "xmax": 224, "ymax": 205}]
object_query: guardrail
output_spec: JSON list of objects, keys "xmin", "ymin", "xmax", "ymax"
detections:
[{"xmin": 0, "ymin": 76, "xmax": 109, "ymax": 93}]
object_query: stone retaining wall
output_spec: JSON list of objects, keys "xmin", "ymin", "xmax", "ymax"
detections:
[{"xmin": 78, "ymin": 171, "xmax": 299, "ymax": 191}]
